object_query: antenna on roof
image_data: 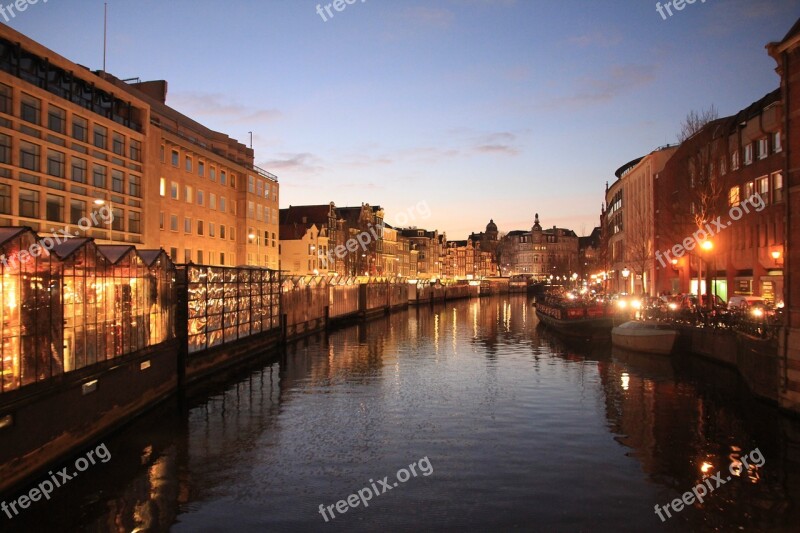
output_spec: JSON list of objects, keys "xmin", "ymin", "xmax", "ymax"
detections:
[{"xmin": 102, "ymin": 3, "xmax": 108, "ymax": 72}]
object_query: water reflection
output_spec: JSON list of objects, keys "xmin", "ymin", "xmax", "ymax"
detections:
[{"xmin": 5, "ymin": 295, "xmax": 800, "ymax": 532}]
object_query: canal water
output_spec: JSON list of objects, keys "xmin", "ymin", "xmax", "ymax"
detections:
[{"xmin": 5, "ymin": 296, "xmax": 800, "ymax": 532}]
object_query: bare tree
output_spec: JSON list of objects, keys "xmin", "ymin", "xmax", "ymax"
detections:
[
  {"xmin": 625, "ymin": 200, "xmax": 653, "ymax": 295},
  {"xmin": 678, "ymin": 105, "xmax": 719, "ymax": 143}
]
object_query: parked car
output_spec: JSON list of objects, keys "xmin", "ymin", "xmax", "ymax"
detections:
[{"xmin": 728, "ymin": 295, "xmax": 764, "ymax": 310}]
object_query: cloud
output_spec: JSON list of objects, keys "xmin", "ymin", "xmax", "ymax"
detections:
[
  {"xmin": 259, "ymin": 153, "xmax": 324, "ymax": 175},
  {"xmin": 539, "ymin": 64, "xmax": 657, "ymax": 109},
  {"xmin": 168, "ymin": 92, "xmax": 282, "ymax": 125},
  {"xmin": 400, "ymin": 6, "xmax": 454, "ymax": 28},
  {"xmin": 567, "ymin": 31, "xmax": 622, "ymax": 48}
]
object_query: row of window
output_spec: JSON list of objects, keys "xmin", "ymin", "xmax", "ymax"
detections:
[
  {"xmin": 159, "ymin": 178, "xmax": 233, "ymax": 213},
  {"xmin": 2, "ymin": 136, "xmax": 141, "ymax": 196},
  {"xmin": 2, "ymin": 184, "xmax": 141, "ymax": 233},
  {"xmin": 163, "ymin": 145, "xmax": 240, "ymax": 189},
  {"xmin": 0, "ymin": 85, "xmax": 142, "ymax": 161},
  {"xmin": 728, "ymin": 172, "xmax": 784, "ymax": 207},
  {"xmin": 725, "ymin": 132, "xmax": 781, "ymax": 174}
]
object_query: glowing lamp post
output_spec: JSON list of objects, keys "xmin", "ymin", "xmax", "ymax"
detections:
[{"xmin": 621, "ymin": 267, "xmax": 630, "ymax": 294}]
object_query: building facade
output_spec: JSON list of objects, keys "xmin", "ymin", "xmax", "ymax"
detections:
[{"xmin": 499, "ymin": 214, "xmax": 579, "ymax": 280}]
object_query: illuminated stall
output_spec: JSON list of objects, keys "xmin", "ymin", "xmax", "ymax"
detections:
[
  {"xmin": 0, "ymin": 228, "xmax": 61, "ymax": 393},
  {"xmin": 187, "ymin": 265, "xmax": 280, "ymax": 354},
  {"xmin": 0, "ymin": 230, "xmax": 177, "ymax": 396}
]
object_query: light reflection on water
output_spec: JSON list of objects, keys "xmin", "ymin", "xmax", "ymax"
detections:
[{"xmin": 6, "ymin": 295, "xmax": 800, "ymax": 532}]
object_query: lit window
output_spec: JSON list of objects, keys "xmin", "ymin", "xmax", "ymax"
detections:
[
  {"xmin": 757, "ymin": 138, "xmax": 768, "ymax": 160},
  {"xmin": 773, "ymin": 131, "xmax": 782, "ymax": 153},
  {"xmin": 159, "ymin": 177, "xmax": 166, "ymax": 197},
  {"xmin": 731, "ymin": 151, "xmax": 739, "ymax": 170},
  {"xmin": 772, "ymin": 172, "xmax": 784, "ymax": 203},
  {"xmin": 728, "ymin": 186, "xmax": 740, "ymax": 207},
  {"xmin": 744, "ymin": 144, "xmax": 753, "ymax": 165}
]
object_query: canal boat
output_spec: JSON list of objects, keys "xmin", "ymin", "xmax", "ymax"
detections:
[
  {"xmin": 534, "ymin": 299, "xmax": 614, "ymax": 339},
  {"xmin": 611, "ymin": 321, "xmax": 678, "ymax": 355}
]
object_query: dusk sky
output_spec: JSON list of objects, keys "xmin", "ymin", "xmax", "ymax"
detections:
[{"xmin": 8, "ymin": 0, "xmax": 797, "ymax": 239}]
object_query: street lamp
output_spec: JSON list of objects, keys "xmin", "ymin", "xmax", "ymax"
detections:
[
  {"xmin": 248, "ymin": 232, "xmax": 261, "ymax": 266},
  {"xmin": 701, "ymin": 240, "xmax": 714, "ymax": 309},
  {"xmin": 621, "ymin": 267, "xmax": 630, "ymax": 294}
]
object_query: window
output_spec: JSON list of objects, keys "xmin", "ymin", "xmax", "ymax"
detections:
[
  {"xmin": 220, "ymin": 252, "xmax": 225, "ymax": 266},
  {"xmin": 757, "ymin": 138, "xmax": 768, "ymax": 160},
  {"xmin": 197, "ymin": 189, "xmax": 204, "ymax": 206},
  {"xmin": 744, "ymin": 180, "xmax": 754, "ymax": 199},
  {"xmin": 0, "ymin": 133, "xmax": 10, "ymax": 164},
  {"xmin": 159, "ymin": 177, "xmax": 166, "ymax": 197},
  {"xmin": 248, "ymin": 175, "xmax": 255, "ymax": 193},
  {"xmin": 21, "ymin": 94, "xmax": 40, "ymax": 124},
  {"xmin": 72, "ymin": 116, "xmax": 88, "ymax": 142},
  {"xmin": 731, "ymin": 151, "xmax": 739, "ymax": 170},
  {"xmin": 170, "ymin": 214, "xmax": 178, "ymax": 231},
  {"xmin": 220, "ymin": 170, "xmax": 227, "ymax": 185},
  {"xmin": 93, "ymin": 125, "xmax": 107, "ymax": 149},
  {"xmin": 210, "ymin": 193, "xmax": 216, "ymax": 210},
  {"xmin": 47, "ymin": 150, "xmax": 66, "ymax": 177},
  {"xmin": 220, "ymin": 224, "xmax": 226, "ymax": 239},
  {"xmin": 256, "ymin": 204, "xmax": 262, "ymax": 221},
  {"xmin": 729, "ymin": 186, "xmax": 740, "ymax": 207},
  {"xmin": 773, "ymin": 131, "xmax": 782, "ymax": 153},
  {"xmin": 772, "ymin": 172, "xmax": 784, "ymax": 203},
  {"xmin": 0, "ymin": 183, "xmax": 10, "ymax": 214},
  {"xmin": 170, "ymin": 247, "xmax": 177, "ymax": 262},
  {"xmin": 112, "ymin": 207, "xmax": 124, "ymax": 231},
  {"xmin": 45, "ymin": 194, "xmax": 64, "ymax": 222},
  {"xmin": 159, "ymin": 211, "xmax": 164, "ymax": 230},
  {"xmin": 111, "ymin": 169, "xmax": 124, "ymax": 193},
  {"xmin": 92, "ymin": 164, "xmax": 107, "ymax": 188},
  {"xmin": 171, "ymin": 150, "xmax": 179, "ymax": 167},
  {"xmin": 230, "ymin": 227, "xmax": 235, "ymax": 241},
  {"xmin": 744, "ymin": 144, "xmax": 753, "ymax": 165},
  {"xmin": 220, "ymin": 197, "xmax": 226, "ymax": 213},
  {"xmin": 210, "ymin": 167, "xmax": 216, "ymax": 181},
  {"xmin": 171, "ymin": 181, "xmax": 179, "ymax": 200},
  {"xmin": 130, "ymin": 140, "xmax": 141, "ymax": 161},
  {"xmin": 112, "ymin": 132, "xmax": 125, "ymax": 156},
  {"xmin": 0, "ymin": 83, "xmax": 11, "ymax": 114},
  {"xmin": 197, "ymin": 250, "xmax": 203, "ymax": 264},
  {"xmin": 67, "ymin": 198, "xmax": 84, "ymax": 223},
  {"xmin": 184, "ymin": 185, "xmax": 193, "ymax": 203},
  {"xmin": 18, "ymin": 188, "xmax": 39, "ymax": 218},
  {"xmin": 48, "ymin": 106, "xmax": 66, "ymax": 133},
  {"xmin": 128, "ymin": 211, "xmax": 141, "ymax": 234},
  {"xmin": 184, "ymin": 249, "xmax": 192, "ymax": 263},
  {"xmin": 248, "ymin": 201, "xmax": 255, "ymax": 218},
  {"xmin": 129, "ymin": 174, "xmax": 141, "ymax": 197},
  {"xmin": 209, "ymin": 223, "xmax": 215, "ymax": 238},
  {"xmin": 184, "ymin": 217, "xmax": 192, "ymax": 233},
  {"xmin": 757, "ymin": 176, "xmax": 769, "ymax": 204},
  {"xmin": 231, "ymin": 175, "xmax": 236, "ymax": 189},
  {"xmin": 71, "ymin": 157, "xmax": 87, "ymax": 183},
  {"xmin": 185, "ymin": 156, "xmax": 192, "ymax": 172},
  {"xmin": 198, "ymin": 161, "xmax": 205, "ymax": 177},
  {"xmin": 197, "ymin": 220, "xmax": 204, "ymax": 236},
  {"xmin": 19, "ymin": 141, "xmax": 40, "ymax": 171},
  {"xmin": 719, "ymin": 157, "xmax": 726, "ymax": 176}
]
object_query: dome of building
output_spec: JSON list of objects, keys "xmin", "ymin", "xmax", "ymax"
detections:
[{"xmin": 486, "ymin": 219, "xmax": 498, "ymax": 233}]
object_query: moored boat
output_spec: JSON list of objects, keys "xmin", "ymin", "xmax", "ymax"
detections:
[
  {"xmin": 611, "ymin": 321, "xmax": 678, "ymax": 355},
  {"xmin": 534, "ymin": 299, "xmax": 614, "ymax": 339}
]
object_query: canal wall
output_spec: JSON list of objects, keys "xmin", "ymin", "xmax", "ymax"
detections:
[{"xmin": 683, "ymin": 327, "xmax": 780, "ymax": 404}]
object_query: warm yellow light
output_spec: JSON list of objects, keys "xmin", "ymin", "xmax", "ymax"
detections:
[
  {"xmin": 671, "ymin": 258, "xmax": 678, "ymax": 266},
  {"xmin": 617, "ymin": 300, "xmax": 627, "ymax": 309},
  {"xmin": 94, "ymin": 199, "xmax": 106, "ymax": 206},
  {"xmin": 771, "ymin": 250, "xmax": 781, "ymax": 260},
  {"xmin": 621, "ymin": 373, "xmax": 630, "ymax": 391},
  {"xmin": 701, "ymin": 240, "xmax": 713, "ymax": 251},
  {"xmin": 631, "ymin": 300, "xmax": 642, "ymax": 310},
  {"xmin": 700, "ymin": 462, "xmax": 714, "ymax": 474},
  {"xmin": 751, "ymin": 308, "xmax": 764, "ymax": 318}
]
